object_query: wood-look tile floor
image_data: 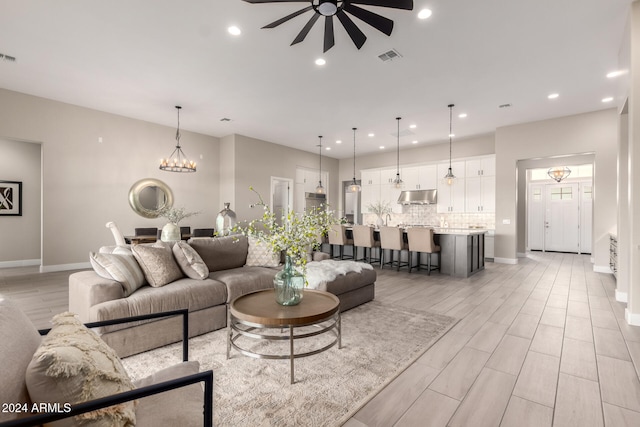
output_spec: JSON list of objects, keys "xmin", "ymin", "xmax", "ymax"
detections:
[{"xmin": 2, "ymin": 252, "xmax": 640, "ymax": 426}]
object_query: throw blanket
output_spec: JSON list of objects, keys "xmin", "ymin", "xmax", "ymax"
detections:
[{"xmin": 304, "ymin": 260, "xmax": 373, "ymax": 291}]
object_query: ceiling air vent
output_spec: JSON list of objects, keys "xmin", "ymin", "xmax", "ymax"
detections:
[
  {"xmin": 378, "ymin": 49, "xmax": 402, "ymax": 62},
  {"xmin": 220, "ymin": 118, "xmax": 231, "ymax": 122}
]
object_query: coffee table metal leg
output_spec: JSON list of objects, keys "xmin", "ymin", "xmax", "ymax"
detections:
[
  {"xmin": 290, "ymin": 325, "xmax": 295, "ymax": 384},
  {"xmin": 338, "ymin": 313, "xmax": 342, "ymax": 349},
  {"xmin": 227, "ymin": 319, "xmax": 232, "ymax": 359}
]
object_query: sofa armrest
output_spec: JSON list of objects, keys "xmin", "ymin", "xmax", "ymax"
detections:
[
  {"xmin": 69, "ymin": 271, "xmax": 124, "ymax": 322},
  {"xmin": 0, "ymin": 370, "xmax": 214, "ymax": 427}
]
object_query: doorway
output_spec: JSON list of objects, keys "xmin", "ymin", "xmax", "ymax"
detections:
[{"xmin": 271, "ymin": 177, "xmax": 293, "ymax": 226}]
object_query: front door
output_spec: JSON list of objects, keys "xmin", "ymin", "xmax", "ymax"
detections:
[{"xmin": 544, "ymin": 183, "xmax": 580, "ymax": 253}]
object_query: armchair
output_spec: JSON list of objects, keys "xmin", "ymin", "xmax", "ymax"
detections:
[{"xmin": 0, "ymin": 298, "xmax": 213, "ymax": 427}]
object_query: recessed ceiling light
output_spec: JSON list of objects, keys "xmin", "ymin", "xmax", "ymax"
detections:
[
  {"xmin": 412, "ymin": 140, "xmax": 418, "ymax": 144},
  {"xmin": 326, "ymin": 147, "xmax": 331, "ymax": 150},
  {"xmin": 228, "ymin": 26, "xmax": 241, "ymax": 36},
  {"xmin": 409, "ymin": 124, "xmax": 417, "ymax": 129},
  {"xmin": 458, "ymin": 113, "xmax": 468, "ymax": 118},
  {"xmin": 548, "ymin": 93, "xmax": 559, "ymax": 99},
  {"xmin": 315, "ymin": 58, "xmax": 326, "ymax": 66},
  {"xmin": 418, "ymin": 9, "xmax": 432, "ymax": 19},
  {"xmin": 368, "ymin": 133, "xmax": 375, "ymax": 137},
  {"xmin": 602, "ymin": 97, "xmax": 614, "ymax": 103},
  {"xmin": 606, "ymin": 70, "xmax": 627, "ymax": 78},
  {"xmin": 379, "ymin": 146, "xmax": 385, "ymax": 149},
  {"xmin": 335, "ymin": 140, "xmax": 342, "ymax": 144}
]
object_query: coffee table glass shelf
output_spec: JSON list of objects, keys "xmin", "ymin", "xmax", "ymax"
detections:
[{"xmin": 227, "ymin": 289, "xmax": 341, "ymax": 384}]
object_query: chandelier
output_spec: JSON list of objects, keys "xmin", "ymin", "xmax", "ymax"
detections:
[
  {"xmin": 160, "ymin": 106, "xmax": 196, "ymax": 173},
  {"xmin": 348, "ymin": 127, "xmax": 361, "ymax": 193},
  {"xmin": 548, "ymin": 166, "xmax": 571, "ymax": 182},
  {"xmin": 443, "ymin": 104, "xmax": 456, "ymax": 185}
]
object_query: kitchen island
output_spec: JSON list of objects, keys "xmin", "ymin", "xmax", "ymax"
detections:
[{"xmin": 433, "ymin": 229, "xmax": 486, "ymax": 278}]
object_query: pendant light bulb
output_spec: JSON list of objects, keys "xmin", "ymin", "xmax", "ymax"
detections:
[
  {"xmin": 316, "ymin": 135, "xmax": 325, "ymax": 194},
  {"xmin": 349, "ymin": 127, "xmax": 361, "ymax": 193},
  {"xmin": 393, "ymin": 117, "xmax": 403, "ymax": 188}
]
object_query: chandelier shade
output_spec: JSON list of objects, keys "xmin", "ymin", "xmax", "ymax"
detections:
[
  {"xmin": 393, "ymin": 117, "xmax": 403, "ymax": 189},
  {"xmin": 160, "ymin": 106, "xmax": 196, "ymax": 173},
  {"xmin": 348, "ymin": 127, "xmax": 361, "ymax": 193},
  {"xmin": 548, "ymin": 166, "xmax": 571, "ymax": 182}
]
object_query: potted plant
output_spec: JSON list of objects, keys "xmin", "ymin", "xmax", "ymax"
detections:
[{"xmin": 367, "ymin": 201, "xmax": 391, "ymax": 227}]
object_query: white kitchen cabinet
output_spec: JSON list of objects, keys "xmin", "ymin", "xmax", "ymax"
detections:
[
  {"xmin": 361, "ymin": 169, "xmax": 381, "ymax": 186},
  {"xmin": 403, "ymin": 165, "xmax": 437, "ymax": 190},
  {"xmin": 465, "ymin": 176, "xmax": 495, "ymax": 213},
  {"xmin": 485, "ymin": 235, "xmax": 495, "ymax": 260},
  {"xmin": 465, "ymin": 156, "xmax": 495, "ymax": 177},
  {"xmin": 380, "ymin": 168, "xmax": 401, "ymax": 185},
  {"xmin": 361, "ymin": 184, "xmax": 380, "ymax": 214},
  {"xmin": 437, "ymin": 161, "xmax": 466, "ymax": 181},
  {"xmin": 437, "ymin": 179, "xmax": 465, "ymax": 213},
  {"xmin": 380, "ymin": 184, "xmax": 403, "ymax": 213}
]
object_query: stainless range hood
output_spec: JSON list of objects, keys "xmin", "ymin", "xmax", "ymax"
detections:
[{"xmin": 397, "ymin": 189, "xmax": 437, "ymax": 205}]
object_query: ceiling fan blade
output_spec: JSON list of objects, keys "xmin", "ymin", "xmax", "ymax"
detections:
[
  {"xmin": 262, "ymin": 6, "xmax": 313, "ymax": 28},
  {"xmin": 324, "ymin": 17, "xmax": 335, "ymax": 52},
  {"xmin": 344, "ymin": 4, "xmax": 393, "ymax": 36},
  {"xmin": 291, "ymin": 13, "xmax": 321, "ymax": 46},
  {"xmin": 243, "ymin": 0, "xmax": 308, "ymax": 3},
  {"xmin": 336, "ymin": 10, "xmax": 367, "ymax": 50},
  {"xmin": 351, "ymin": 0, "xmax": 413, "ymax": 10}
]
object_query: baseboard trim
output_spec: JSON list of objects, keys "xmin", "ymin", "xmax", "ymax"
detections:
[
  {"xmin": 593, "ymin": 265, "xmax": 613, "ymax": 274},
  {"xmin": 494, "ymin": 257, "xmax": 518, "ymax": 265},
  {"xmin": 0, "ymin": 259, "xmax": 41, "ymax": 268},
  {"xmin": 616, "ymin": 290, "xmax": 628, "ymax": 303},
  {"xmin": 516, "ymin": 252, "xmax": 526, "ymax": 258},
  {"xmin": 625, "ymin": 309, "xmax": 640, "ymax": 326},
  {"xmin": 40, "ymin": 262, "xmax": 90, "ymax": 273}
]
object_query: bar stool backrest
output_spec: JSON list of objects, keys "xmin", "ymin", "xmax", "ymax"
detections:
[
  {"xmin": 407, "ymin": 227, "xmax": 438, "ymax": 253},
  {"xmin": 379, "ymin": 226, "xmax": 403, "ymax": 251},
  {"xmin": 328, "ymin": 224, "xmax": 348, "ymax": 245},
  {"xmin": 352, "ymin": 225, "xmax": 375, "ymax": 248}
]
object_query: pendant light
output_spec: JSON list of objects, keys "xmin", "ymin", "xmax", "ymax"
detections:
[
  {"xmin": 547, "ymin": 166, "xmax": 571, "ymax": 182},
  {"xmin": 348, "ymin": 127, "xmax": 361, "ymax": 193},
  {"xmin": 160, "ymin": 106, "xmax": 196, "ymax": 173},
  {"xmin": 316, "ymin": 135, "xmax": 325, "ymax": 194},
  {"xmin": 392, "ymin": 117, "xmax": 403, "ymax": 189},
  {"xmin": 443, "ymin": 104, "xmax": 456, "ymax": 185}
]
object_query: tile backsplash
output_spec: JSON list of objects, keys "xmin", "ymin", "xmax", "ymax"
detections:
[{"xmin": 362, "ymin": 205, "xmax": 495, "ymax": 229}]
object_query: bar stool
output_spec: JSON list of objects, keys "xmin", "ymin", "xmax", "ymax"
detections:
[
  {"xmin": 327, "ymin": 224, "xmax": 354, "ymax": 260},
  {"xmin": 407, "ymin": 227, "xmax": 441, "ymax": 275},
  {"xmin": 379, "ymin": 226, "xmax": 409, "ymax": 271},
  {"xmin": 352, "ymin": 225, "xmax": 381, "ymax": 264}
]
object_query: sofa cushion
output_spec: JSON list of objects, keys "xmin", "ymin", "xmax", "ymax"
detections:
[
  {"xmin": 133, "ymin": 361, "xmax": 206, "ymax": 427},
  {"xmin": 132, "ymin": 242, "xmax": 183, "ymax": 287},
  {"xmin": 245, "ymin": 236, "xmax": 280, "ymax": 267},
  {"xmin": 172, "ymin": 241, "xmax": 209, "ymax": 280},
  {"xmin": 90, "ymin": 278, "xmax": 228, "ymax": 334},
  {"xmin": 25, "ymin": 312, "xmax": 136, "ymax": 427},
  {"xmin": 90, "ymin": 248, "xmax": 146, "ymax": 297},
  {"xmin": 0, "ymin": 298, "xmax": 43, "ymax": 424},
  {"xmin": 208, "ymin": 266, "xmax": 278, "ymax": 303},
  {"xmin": 189, "ymin": 235, "xmax": 248, "ymax": 272},
  {"xmin": 324, "ymin": 267, "xmax": 377, "ymax": 296}
]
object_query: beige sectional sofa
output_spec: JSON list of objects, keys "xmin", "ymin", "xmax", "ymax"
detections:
[{"xmin": 69, "ymin": 235, "xmax": 376, "ymax": 357}]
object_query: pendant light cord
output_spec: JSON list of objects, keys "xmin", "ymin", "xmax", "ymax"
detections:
[
  {"xmin": 396, "ymin": 117, "xmax": 401, "ymax": 175},
  {"xmin": 318, "ymin": 135, "xmax": 323, "ymax": 185},
  {"xmin": 352, "ymin": 127, "xmax": 357, "ymax": 179},
  {"xmin": 448, "ymin": 104, "xmax": 454, "ymax": 169},
  {"xmin": 175, "ymin": 106, "xmax": 182, "ymax": 146}
]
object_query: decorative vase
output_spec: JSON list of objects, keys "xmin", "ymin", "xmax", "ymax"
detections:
[
  {"xmin": 216, "ymin": 202, "xmax": 237, "ymax": 236},
  {"xmin": 376, "ymin": 216, "xmax": 384, "ymax": 228},
  {"xmin": 273, "ymin": 255, "xmax": 305, "ymax": 306},
  {"xmin": 161, "ymin": 222, "xmax": 181, "ymax": 242}
]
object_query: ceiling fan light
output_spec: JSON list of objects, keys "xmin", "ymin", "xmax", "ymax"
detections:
[{"xmin": 318, "ymin": 0, "xmax": 338, "ymax": 16}]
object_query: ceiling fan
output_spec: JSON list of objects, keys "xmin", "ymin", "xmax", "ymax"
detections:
[{"xmin": 242, "ymin": 0, "xmax": 414, "ymax": 53}]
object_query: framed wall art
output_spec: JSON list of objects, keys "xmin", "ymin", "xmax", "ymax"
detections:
[{"xmin": 0, "ymin": 180, "xmax": 22, "ymax": 216}]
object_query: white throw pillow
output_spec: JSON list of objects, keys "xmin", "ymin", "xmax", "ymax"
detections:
[
  {"xmin": 245, "ymin": 236, "xmax": 280, "ymax": 267},
  {"xmin": 90, "ymin": 247, "xmax": 146, "ymax": 297},
  {"xmin": 172, "ymin": 241, "xmax": 209, "ymax": 280}
]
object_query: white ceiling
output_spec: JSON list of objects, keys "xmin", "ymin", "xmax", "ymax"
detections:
[{"xmin": 0, "ymin": 0, "xmax": 631, "ymax": 159}]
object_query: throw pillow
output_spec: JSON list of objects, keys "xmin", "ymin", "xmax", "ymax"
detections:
[
  {"xmin": 131, "ymin": 241, "xmax": 183, "ymax": 287},
  {"xmin": 25, "ymin": 312, "xmax": 136, "ymax": 427},
  {"xmin": 245, "ymin": 236, "xmax": 280, "ymax": 267},
  {"xmin": 90, "ymin": 247, "xmax": 146, "ymax": 297},
  {"xmin": 172, "ymin": 241, "xmax": 209, "ymax": 280}
]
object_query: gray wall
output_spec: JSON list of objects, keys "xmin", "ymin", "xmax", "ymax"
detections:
[
  {"xmin": 0, "ymin": 89, "xmax": 220, "ymax": 269},
  {"xmin": 0, "ymin": 138, "xmax": 41, "ymax": 265}
]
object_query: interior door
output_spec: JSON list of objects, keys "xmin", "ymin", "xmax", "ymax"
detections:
[
  {"xmin": 527, "ymin": 184, "xmax": 545, "ymax": 250},
  {"xmin": 545, "ymin": 183, "xmax": 579, "ymax": 252}
]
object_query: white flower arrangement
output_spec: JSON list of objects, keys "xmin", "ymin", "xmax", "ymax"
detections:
[
  {"xmin": 367, "ymin": 201, "xmax": 391, "ymax": 217},
  {"xmin": 157, "ymin": 206, "xmax": 200, "ymax": 224},
  {"xmin": 233, "ymin": 187, "xmax": 337, "ymax": 269}
]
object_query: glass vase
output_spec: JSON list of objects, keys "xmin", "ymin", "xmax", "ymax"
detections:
[{"xmin": 273, "ymin": 255, "xmax": 305, "ymax": 306}]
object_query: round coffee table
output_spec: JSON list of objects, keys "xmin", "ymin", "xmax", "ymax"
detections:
[{"xmin": 227, "ymin": 289, "xmax": 341, "ymax": 384}]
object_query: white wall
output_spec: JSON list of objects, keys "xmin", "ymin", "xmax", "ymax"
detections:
[
  {"xmin": 495, "ymin": 109, "xmax": 618, "ymax": 267},
  {"xmin": 0, "ymin": 138, "xmax": 41, "ymax": 265},
  {"xmin": 0, "ymin": 89, "xmax": 220, "ymax": 269}
]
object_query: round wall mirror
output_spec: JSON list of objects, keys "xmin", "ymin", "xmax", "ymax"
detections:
[{"xmin": 128, "ymin": 178, "xmax": 174, "ymax": 218}]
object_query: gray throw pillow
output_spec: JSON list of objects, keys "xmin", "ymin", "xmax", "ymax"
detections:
[
  {"xmin": 172, "ymin": 241, "xmax": 209, "ymax": 280},
  {"xmin": 131, "ymin": 242, "xmax": 183, "ymax": 287}
]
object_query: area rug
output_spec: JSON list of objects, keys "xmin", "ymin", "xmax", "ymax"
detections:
[{"xmin": 121, "ymin": 301, "xmax": 457, "ymax": 427}]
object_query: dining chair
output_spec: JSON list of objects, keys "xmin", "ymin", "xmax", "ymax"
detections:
[
  {"xmin": 180, "ymin": 226, "xmax": 191, "ymax": 240},
  {"xmin": 352, "ymin": 225, "xmax": 381, "ymax": 264},
  {"xmin": 327, "ymin": 224, "xmax": 354, "ymax": 260},
  {"xmin": 193, "ymin": 228, "xmax": 215, "ymax": 237},
  {"xmin": 407, "ymin": 227, "xmax": 441, "ymax": 274},
  {"xmin": 379, "ymin": 226, "xmax": 409, "ymax": 271}
]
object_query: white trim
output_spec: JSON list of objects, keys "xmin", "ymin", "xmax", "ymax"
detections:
[
  {"xmin": 517, "ymin": 252, "xmax": 527, "ymax": 257},
  {"xmin": 615, "ymin": 290, "xmax": 628, "ymax": 303},
  {"xmin": 0, "ymin": 259, "xmax": 41, "ymax": 268},
  {"xmin": 593, "ymin": 265, "xmax": 613, "ymax": 274},
  {"xmin": 625, "ymin": 308, "xmax": 640, "ymax": 326},
  {"xmin": 494, "ymin": 257, "xmax": 518, "ymax": 265},
  {"xmin": 40, "ymin": 262, "xmax": 90, "ymax": 273}
]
